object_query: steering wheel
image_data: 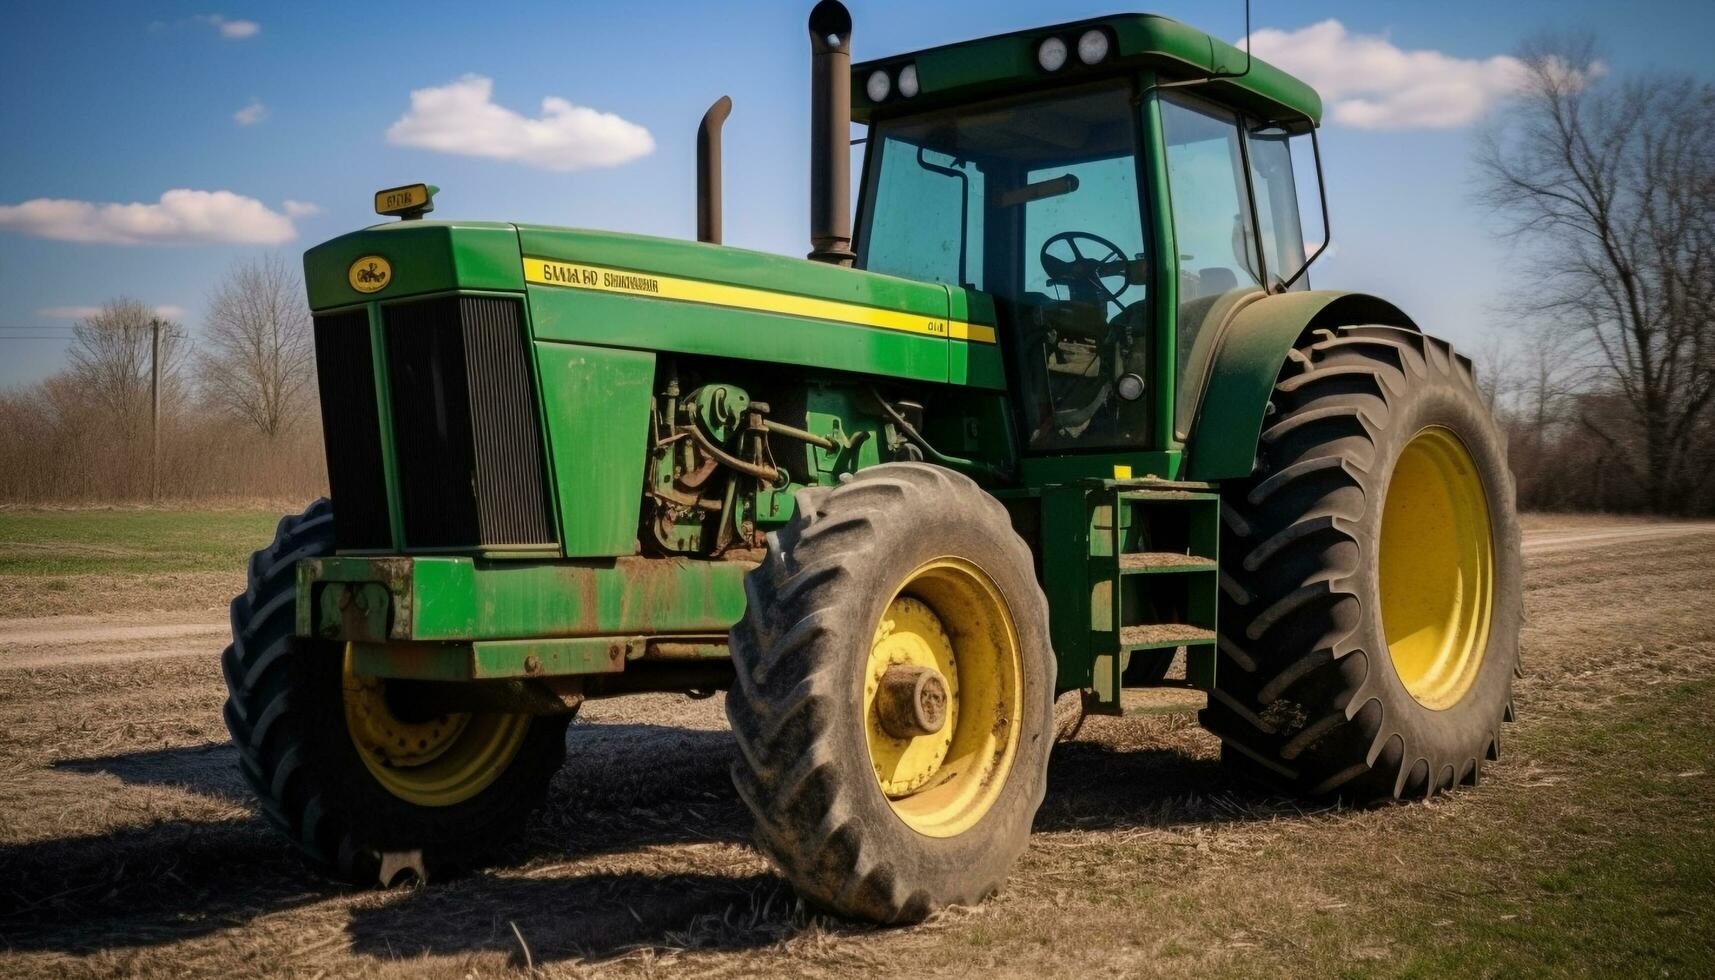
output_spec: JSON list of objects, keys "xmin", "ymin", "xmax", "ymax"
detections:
[{"xmin": 1040, "ymin": 231, "xmax": 1131, "ymax": 309}]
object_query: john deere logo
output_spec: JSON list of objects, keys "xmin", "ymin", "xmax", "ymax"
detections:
[{"xmin": 348, "ymin": 255, "xmax": 392, "ymax": 293}]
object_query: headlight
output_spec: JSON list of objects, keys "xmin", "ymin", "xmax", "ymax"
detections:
[
  {"xmin": 898, "ymin": 63, "xmax": 920, "ymax": 98},
  {"xmin": 865, "ymin": 69, "xmax": 891, "ymax": 103},
  {"xmin": 1037, "ymin": 36, "xmax": 1068, "ymax": 72},
  {"xmin": 1077, "ymin": 29, "xmax": 1110, "ymax": 65},
  {"xmin": 1117, "ymin": 373, "xmax": 1145, "ymax": 402}
]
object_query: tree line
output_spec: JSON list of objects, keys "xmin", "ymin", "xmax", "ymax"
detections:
[
  {"xmin": 0, "ymin": 255, "xmax": 327, "ymax": 504},
  {"xmin": 1474, "ymin": 36, "xmax": 1715, "ymax": 515}
]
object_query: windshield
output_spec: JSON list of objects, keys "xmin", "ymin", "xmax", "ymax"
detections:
[{"xmin": 857, "ymin": 83, "xmax": 1151, "ymax": 452}]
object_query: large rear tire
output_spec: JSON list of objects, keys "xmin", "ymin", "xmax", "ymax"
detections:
[
  {"xmin": 727, "ymin": 464, "xmax": 1055, "ymax": 923},
  {"xmin": 1203, "ymin": 325, "xmax": 1522, "ymax": 801},
  {"xmin": 220, "ymin": 500, "xmax": 570, "ymax": 884}
]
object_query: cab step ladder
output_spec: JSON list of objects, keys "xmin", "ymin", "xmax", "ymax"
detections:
[{"xmin": 1085, "ymin": 480, "xmax": 1220, "ymax": 713}]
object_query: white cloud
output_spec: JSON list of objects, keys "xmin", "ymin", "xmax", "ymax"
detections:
[
  {"xmin": 196, "ymin": 14, "xmax": 260, "ymax": 39},
  {"xmin": 0, "ymin": 190, "xmax": 297, "ymax": 245},
  {"xmin": 1250, "ymin": 20, "xmax": 1527, "ymax": 129},
  {"xmin": 282, "ymin": 200, "xmax": 321, "ymax": 217},
  {"xmin": 233, "ymin": 99, "xmax": 267, "ymax": 125},
  {"xmin": 40, "ymin": 304, "xmax": 187, "ymax": 321},
  {"xmin": 386, "ymin": 74, "xmax": 655, "ymax": 172}
]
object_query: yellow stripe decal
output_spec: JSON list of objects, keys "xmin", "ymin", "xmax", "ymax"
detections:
[{"xmin": 523, "ymin": 257, "xmax": 997, "ymax": 345}]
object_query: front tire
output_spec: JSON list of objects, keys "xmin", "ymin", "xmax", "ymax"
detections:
[
  {"xmin": 727, "ymin": 464, "xmax": 1055, "ymax": 923},
  {"xmin": 1203, "ymin": 325, "xmax": 1522, "ymax": 801},
  {"xmin": 220, "ymin": 500, "xmax": 570, "ymax": 884}
]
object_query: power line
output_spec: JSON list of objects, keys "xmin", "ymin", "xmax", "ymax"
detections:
[{"xmin": 0, "ymin": 326, "xmax": 75, "ymax": 341}]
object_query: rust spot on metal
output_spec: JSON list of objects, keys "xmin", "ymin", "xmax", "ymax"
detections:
[
  {"xmin": 524, "ymin": 654, "xmax": 544, "ymax": 675},
  {"xmin": 577, "ymin": 569, "xmax": 602, "ymax": 634},
  {"xmin": 543, "ymin": 678, "xmax": 587, "ymax": 711},
  {"xmin": 376, "ymin": 558, "xmax": 414, "ymax": 640},
  {"xmin": 641, "ymin": 636, "xmax": 730, "ymax": 660}
]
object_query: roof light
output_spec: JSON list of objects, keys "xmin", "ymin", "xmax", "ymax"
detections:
[
  {"xmin": 1037, "ymin": 36, "xmax": 1068, "ymax": 72},
  {"xmin": 1077, "ymin": 29, "xmax": 1110, "ymax": 65},
  {"xmin": 864, "ymin": 69, "xmax": 891, "ymax": 102},
  {"xmin": 898, "ymin": 63, "xmax": 920, "ymax": 98},
  {"xmin": 865, "ymin": 69, "xmax": 891, "ymax": 103}
]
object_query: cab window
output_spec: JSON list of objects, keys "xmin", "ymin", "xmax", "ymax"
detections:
[
  {"xmin": 857, "ymin": 83, "xmax": 1151, "ymax": 452},
  {"xmin": 863, "ymin": 145, "xmax": 984, "ymax": 289},
  {"xmin": 1159, "ymin": 92, "xmax": 1264, "ymax": 431},
  {"xmin": 1246, "ymin": 125, "xmax": 1308, "ymax": 291}
]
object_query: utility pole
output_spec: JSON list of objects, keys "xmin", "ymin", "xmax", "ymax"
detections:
[{"xmin": 150, "ymin": 317, "xmax": 161, "ymax": 502}]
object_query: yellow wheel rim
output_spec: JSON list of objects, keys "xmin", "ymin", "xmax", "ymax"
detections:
[
  {"xmin": 863, "ymin": 559, "xmax": 1023, "ymax": 838},
  {"xmin": 1378, "ymin": 427, "xmax": 1495, "ymax": 710},
  {"xmin": 342, "ymin": 646, "xmax": 532, "ymax": 806}
]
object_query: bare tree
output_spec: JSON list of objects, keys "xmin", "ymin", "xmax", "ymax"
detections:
[
  {"xmin": 67, "ymin": 298, "xmax": 189, "ymax": 438},
  {"xmin": 1472, "ymin": 332, "xmax": 1518, "ymax": 409},
  {"xmin": 200, "ymin": 254, "xmax": 316, "ymax": 438},
  {"xmin": 1475, "ymin": 36, "xmax": 1715, "ymax": 512}
]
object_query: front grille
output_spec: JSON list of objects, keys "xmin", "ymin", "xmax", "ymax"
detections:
[
  {"xmin": 383, "ymin": 296, "xmax": 555, "ymax": 548},
  {"xmin": 312, "ymin": 311, "xmax": 391, "ymax": 550}
]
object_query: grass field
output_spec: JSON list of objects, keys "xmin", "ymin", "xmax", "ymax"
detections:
[
  {"xmin": 0, "ymin": 508, "xmax": 283, "ymax": 618},
  {"xmin": 0, "ymin": 508, "xmax": 281, "ymax": 576},
  {"xmin": 0, "ymin": 511, "xmax": 1710, "ymax": 978}
]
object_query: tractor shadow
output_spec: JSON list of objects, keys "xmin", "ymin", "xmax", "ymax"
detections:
[
  {"xmin": 344, "ymin": 718, "xmax": 831, "ymax": 964},
  {"xmin": 344, "ymin": 870, "xmax": 829, "ymax": 965},
  {"xmin": 1037, "ymin": 717, "xmax": 1341, "ymax": 832},
  {"xmin": 541, "ymin": 720, "xmax": 752, "ymax": 853},
  {"xmin": 4, "ymin": 719, "xmax": 756, "ymax": 956},
  {"xmin": 54, "ymin": 740, "xmax": 250, "ymax": 800},
  {"xmin": 0, "ymin": 816, "xmax": 340, "ymax": 954},
  {"xmin": 6, "ymin": 713, "xmax": 1326, "ymax": 960}
]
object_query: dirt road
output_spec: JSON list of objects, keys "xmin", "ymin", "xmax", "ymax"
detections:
[
  {"xmin": 0, "ymin": 616, "xmax": 228, "ymax": 671},
  {"xmin": 1, "ymin": 517, "xmax": 1710, "ymax": 978}
]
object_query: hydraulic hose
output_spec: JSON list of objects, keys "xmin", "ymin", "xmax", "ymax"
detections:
[
  {"xmin": 867, "ymin": 387, "xmax": 1013, "ymax": 483},
  {"xmin": 687, "ymin": 417, "xmax": 787, "ymax": 484}
]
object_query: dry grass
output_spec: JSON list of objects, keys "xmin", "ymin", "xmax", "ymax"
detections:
[
  {"xmin": 0, "ymin": 571, "xmax": 242, "ymax": 620},
  {"xmin": 0, "ymin": 523, "xmax": 1710, "ymax": 978},
  {"xmin": 0, "ymin": 508, "xmax": 281, "ymax": 618}
]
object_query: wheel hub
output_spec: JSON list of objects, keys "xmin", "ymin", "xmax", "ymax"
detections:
[
  {"xmin": 1379, "ymin": 426, "xmax": 1495, "ymax": 710},
  {"xmin": 875, "ymin": 663, "xmax": 949, "ymax": 739},
  {"xmin": 344, "ymin": 673, "xmax": 470, "ymax": 768},
  {"xmin": 342, "ymin": 646, "xmax": 533, "ymax": 807},
  {"xmin": 865, "ymin": 597, "xmax": 958, "ymax": 795},
  {"xmin": 862, "ymin": 560, "xmax": 1024, "ymax": 837}
]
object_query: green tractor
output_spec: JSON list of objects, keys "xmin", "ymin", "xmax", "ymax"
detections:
[{"xmin": 223, "ymin": 1, "xmax": 1521, "ymax": 923}]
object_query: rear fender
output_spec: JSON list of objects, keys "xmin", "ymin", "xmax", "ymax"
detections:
[{"xmin": 1182, "ymin": 291, "xmax": 1418, "ymax": 482}]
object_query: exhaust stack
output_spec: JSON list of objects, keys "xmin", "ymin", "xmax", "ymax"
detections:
[
  {"xmin": 696, "ymin": 96, "xmax": 732, "ymax": 244},
  {"xmin": 807, "ymin": 1, "xmax": 855, "ymax": 265}
]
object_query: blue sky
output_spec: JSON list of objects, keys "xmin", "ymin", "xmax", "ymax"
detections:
[{"xmin": 3, "ymin": 1, "xmax": 1712, "ymax": 387}]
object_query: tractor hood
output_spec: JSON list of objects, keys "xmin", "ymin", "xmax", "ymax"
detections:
[{"xmin": 303, "ymin": 222, "xmax": 1003, "ymax": 389}]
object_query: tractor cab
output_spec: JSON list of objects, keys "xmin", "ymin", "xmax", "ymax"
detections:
[{"xmin": 848, "ymin": 14, "xmax": 1325, "ymax": 455}]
